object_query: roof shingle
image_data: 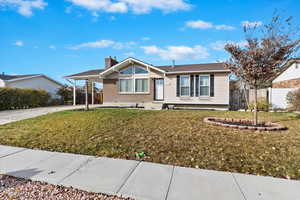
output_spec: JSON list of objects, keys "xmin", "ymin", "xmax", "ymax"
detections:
[
  {"xmin": 157, "ymin": 63, "xmax": 228, "ymax": 72},
  {"xmin": 0, "ymin": 74, "xmax": 41, "ymax": 81}
]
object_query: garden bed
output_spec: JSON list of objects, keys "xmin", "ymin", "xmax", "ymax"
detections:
[{"xmin": 204, "ymin": 117, "xmax": 287, "ymax": 131}]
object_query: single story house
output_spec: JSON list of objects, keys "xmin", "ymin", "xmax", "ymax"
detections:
[
  {"xmin": 65, "ymin": 57, "xmax": 231, "ymax": 110},
  {"xmin": 269, "ymin": 58, "xmax": 300, "ymax": 109},
  {"xmin": 0, "ymin": 73, "xmax": 64, "ymax": 98}
]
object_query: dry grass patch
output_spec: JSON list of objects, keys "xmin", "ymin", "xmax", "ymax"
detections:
[{"xmin": 0, "ymin": 109, "xmax": 299, "ymax": 180}]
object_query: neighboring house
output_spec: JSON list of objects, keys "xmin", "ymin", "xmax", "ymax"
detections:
[
  {"xmin": 269, "ymin": 58, "xmax": 300, "ymax": 109},
  {"xmin": 0, "ymin": 73, "xmax": 64, "ymax": 98},
  {"xmin": 65, "ymin": 57, "xmax": 230, "ymax": 110}
]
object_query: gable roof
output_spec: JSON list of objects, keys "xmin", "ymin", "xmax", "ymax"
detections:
[
  {"xmin": 271, "ymin": 58, "xmax": 300, "ymax": 81},
  {"xmin": 64, "ymin": 69, "xmax": 105, "ymax": 79},
  {"xmin": 0, "ymin": 74, "xmax": 41, "ymax": 81},
  {"xmin": 158, "ymin": 63, "xmax": 229, "ymax": 74},
  {"xmin": 100, "ymin": 57, "xmax": 165, "ymax": 77},
  {"xmin": 0, "ymin": 74, "xmax": 63, "ymax": 87}
]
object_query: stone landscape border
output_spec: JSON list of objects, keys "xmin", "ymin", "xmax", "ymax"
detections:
[{"xmin": 203, "ymin": 117, "xmax": 287, "ymax": 131}]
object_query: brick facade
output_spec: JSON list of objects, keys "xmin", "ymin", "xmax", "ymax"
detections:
[{"xmin": 272, "ymin": 78, "xmax": 300, "ymax": 88}]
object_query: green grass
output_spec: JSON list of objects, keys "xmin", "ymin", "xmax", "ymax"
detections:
[{"xmin": 0, "ymin": 108, "xmax": 300, "ymax": 180}]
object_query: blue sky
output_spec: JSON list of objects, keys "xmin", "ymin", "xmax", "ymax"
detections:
[{"xmin": 1, "ymin": 0, "xmax": 299, "ymax": 83}]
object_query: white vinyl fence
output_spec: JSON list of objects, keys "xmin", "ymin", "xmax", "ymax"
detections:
[{"xmin": 268, "ymin": 88, "xmax": 297, "ymax": 109}]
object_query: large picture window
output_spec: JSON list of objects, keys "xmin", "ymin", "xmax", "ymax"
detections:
[
  {"xmin": 180, "ymin": 75, "xmax": 190, "ymax": 96},
  {"xmin": 135, "ymin": 78, "xmax": 149, "ymax": 93},
  {"xmin": 199, "ymin": 75, "xmax": 210, "ymax": 96},
  {"xmin": 119, "ymin": 79, "xmax": 133, "ymax": 93},
  {"xmin": 119, "ymin": 65, "xmax": 149, "ymax": 94}
]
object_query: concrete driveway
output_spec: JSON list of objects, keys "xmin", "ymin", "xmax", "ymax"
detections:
[{"xmin": 0, "ymin": 105, "xmax": 101, "ymax": 125}]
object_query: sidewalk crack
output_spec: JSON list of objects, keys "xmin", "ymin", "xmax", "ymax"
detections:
[
  {"xmin": 0, "ymin": 148, "xmax": 28, "ymax": 159},
  {"xmin": 231, "ymin": 173, "xmax": 247, "ymax": 200},
  {"xmin": 57, "ymin": 156, "xmax": 95, "ymax": 184},
  {"xmin": 164, "ymin": 165, "xmax": 175, "ymax": 200},
  {"xmin": 116, "ymin": 161, "xmax": 141, "ymax": 194}
]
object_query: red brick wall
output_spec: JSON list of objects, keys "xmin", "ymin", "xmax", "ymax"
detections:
[{"xmin": 272, "ymin": 78, "xmax": 300, "ymax": 88}]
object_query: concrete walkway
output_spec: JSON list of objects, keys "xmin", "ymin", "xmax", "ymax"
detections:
[
  {"xmin": 0, "ymin": 145, "xmax": 299, "ymax": 200},
  {"xmin": 0, "ymin": 105, "xmax": 102, "ymax": 125}
]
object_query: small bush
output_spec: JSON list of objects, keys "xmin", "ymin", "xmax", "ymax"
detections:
[
  {"xmin": 248, "ymin": 97, "xmax": 271, "ymax": 111},
  {"xmin": 0, "ymin": 87, "xmax": 51, "ymax": 110},
  {"xmin": 286, "ymin": 89, "xmax": 300, "ymax": 111}
]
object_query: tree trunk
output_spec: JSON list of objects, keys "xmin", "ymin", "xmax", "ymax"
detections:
[
  {"xmin": 253, "ymin": 87, "xmax": 258, "ymax": 125},
  {"xmin": 85, "ymin": 80, "xmax": 89, "ymax": 111}
]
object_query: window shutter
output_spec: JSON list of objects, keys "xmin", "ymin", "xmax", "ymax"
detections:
[
  {"xmin": 210, "ymin": 74, "xmax": 214, "ymax": 97},
  {"xmin": 195, "ymin": 75, "xmax": 199, "ymax": 97},
  {"xmin": 176, "ymin": 75, "xmax": 180, "ymax": 97},
  {"xmin": 190, "ymin": 75, "xmax": 194, "ymax": 97}
]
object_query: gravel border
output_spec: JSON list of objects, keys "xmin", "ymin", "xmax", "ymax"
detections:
[{"xmin": 0, "ymin": 174, "xmax": 133, "ymax": 200}]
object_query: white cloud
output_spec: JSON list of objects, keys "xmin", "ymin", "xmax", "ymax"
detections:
[
  {"xmin": 141, "ymin": 45, "xmax": 209, "ymax": 60},
  {"xmin": 241, "ymin": 20, "xmax": 262, "ymax": 28},
  {"xmin": 141, "ymin": 37, "xmax": 150, "ymax": 41},
  {"xmin": 186, "ymin": 20, "xmax": 213, "ymax": 29},
  {"xmin": 186, "ymin": 20, "xmax": 235, "ymax": 30},
  {"xmin": 13, "ymin": 40, "xmax": 23, "ymax": 46},
  {"xmin": 68, "ymin": 39, "xmax": 136, "ymax": 50},
  {"xmin": 124, "ymin": 52, "xmax": 135, "ymax": 57},
  {"xmin": 215, "ymin": 24, "xmax": 235, "ymax": 30},
  {"xmin": 49, "ymin": 45, "xmax": 56, "ymax": 50},
  {"xmin": 0, "ymin": 0, "xmax": 47, "ymax": 17},
  {"xmin": 66, "ymin": 0, "xmax": 191, "ymax": 14},
  {"xmin": 210, "ymin": 40, "xmax": 248, "ymax": 51}
]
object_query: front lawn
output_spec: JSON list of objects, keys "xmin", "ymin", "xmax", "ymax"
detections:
[{"xmin": 0, "ymin": 109, "xmax": 299, "ymax": 180}]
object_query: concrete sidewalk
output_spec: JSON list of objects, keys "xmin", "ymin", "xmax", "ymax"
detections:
[
  {"xmin": 0, "ymin": 145, "xmax": 299, "ymax": 200},
  {"xmin": 0, "ymin": 105, "xmax": 102, "ymax": 125}
]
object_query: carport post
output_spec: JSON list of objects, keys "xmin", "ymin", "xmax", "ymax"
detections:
[
  {"xmin": 91, "ymin": 81, "xmax": 94, "ymax": 105},
  {"xmin": 73, "ymin": 80, "xmax": 76, "ymax": 106},
  {"xmin": 85, "ymin": 80, "xmax": 89, "ymax": 111}
]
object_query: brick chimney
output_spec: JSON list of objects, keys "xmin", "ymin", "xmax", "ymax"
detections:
[{"xmin": 105, "ymin": 56, "xmax": 118, "ymax": 69}]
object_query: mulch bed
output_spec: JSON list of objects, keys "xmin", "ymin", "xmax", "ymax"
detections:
[
  {"xmin": 204, "ymin": 117, "xmax": 287, "ymax": 131},
  {"xmin": 0, "ymin": 174, "xmax": 133, "ymax": 200}
]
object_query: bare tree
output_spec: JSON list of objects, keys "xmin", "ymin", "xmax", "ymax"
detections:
[{"xmin": 224, "ymin": 15, "xmax": 300, "ymax": 125}]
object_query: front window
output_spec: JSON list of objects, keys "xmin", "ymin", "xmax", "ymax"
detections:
[
  {"xmin": 134, "ymin": 66, "xmax": 148, "ymax": 74},
  {"xmin": 135, "ymin": 78, "xmax": 149, "ymax": 93},
  {"xmin": 180, "ymin": 75, "xmax": 190, "ymax": 96},
  {"xmin": 199, "ymin": 75, "xmax": 210, "ymax": 96},
  {"xmin": 120, "ymin": 67, "xmax": 133, "ymax": 75},
  {"xmin": 119, "ymin": 79, "xmax": 133, "ymax": 93}
]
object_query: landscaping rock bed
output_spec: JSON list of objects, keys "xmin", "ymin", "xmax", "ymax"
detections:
[
  {"xmin": 203, "ymin": 117, "xmax": 287, "ymax": 131},
  {"xmin": 0, "ymin": 174, "xmax": 133, "ymax": 200}
]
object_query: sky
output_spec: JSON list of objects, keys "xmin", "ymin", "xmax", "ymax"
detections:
[{"xmin": 1, "ymin": 0, "xmax": 300, "ymax": 84}]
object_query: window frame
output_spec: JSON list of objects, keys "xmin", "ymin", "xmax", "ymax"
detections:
[
  {"xmin": 118, "ymin": 78, "xmax": 134, "ymax": 94},
  {"xmin": 134, "ymin": 78, "xmax": 150, "ymax": 94},
  {"xmin": 118, "ymin": 65, "xmax": 150, "ymax": 94},
  {"xmin": 180, "ymin": 75, "xmax": 190, "ymax": 97},
  {"xmin": 199, "ymin": 75, "xmax": 210, "ymax": 97}
]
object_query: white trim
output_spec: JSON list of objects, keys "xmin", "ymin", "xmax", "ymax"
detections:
[
  {"xmin": 100, "ymin": 57, "xmax": 165, "ymax": 77},
  {"xmin": 180, "ymin": 75, "xmax": 190, "ymax": 97},
  {"xmin": 199, "ymin": 75, "xmax": 210, "ymax": 97}
]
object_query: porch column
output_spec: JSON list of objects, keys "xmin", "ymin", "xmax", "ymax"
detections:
[
  {"xmin": 85, "ymin": 80, "xmax": 89, "ymax": 111},
  {"xmin": 73, "ymin": 80, "xmax": 76, "ymax": 106},
  {"xmin": 91, "ymin": 81, "xmax": 94, "ymax": 105}
]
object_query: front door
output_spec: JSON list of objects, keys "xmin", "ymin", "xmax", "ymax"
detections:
[{"xmin": 155, "ymin": 79, "xmax": 164, "ymax": 101}]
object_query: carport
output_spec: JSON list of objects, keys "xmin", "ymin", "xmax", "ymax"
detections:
[{"xmin": 64, "ymin": 69, "xmax": 104, "ymax": 109}]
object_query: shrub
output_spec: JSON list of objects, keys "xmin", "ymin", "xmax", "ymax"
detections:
[
  {"xmin": 56, "ymin": 85, "xmax": 73, "ymax": 104},
  {"xmin": 286, "ymin": 89, "xmax": 300, "ymax": 111},
  {"xmin": 0, "ymin": 87, "xmax": 51, "ymax": 110},
  {"xmin": 248, "ymin": 98, "xmax": 271, "ymax": 112}
]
